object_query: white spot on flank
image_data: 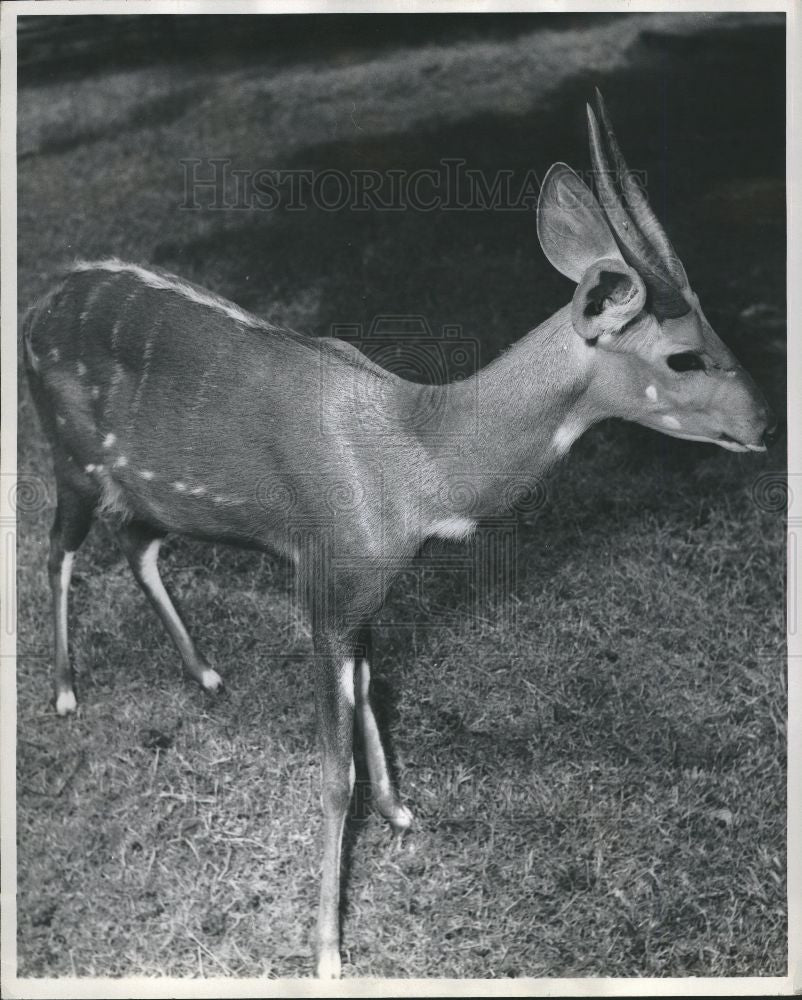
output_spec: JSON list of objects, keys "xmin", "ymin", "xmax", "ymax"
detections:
[
  {"xmin": 552, "ymin": 422, "xmax": 581, "ymax": 456},
  {"xmin": 139, "ymin": 469, "xmax": 155, "ymax": 481},
  {"xmin": 48, "ymin": 347, "xmax": 60, "ymax": 362},
  {"xmin": 190, "ymin": 486, "xmax": 207, "ymax": 497},
  {"xmin": 56, "ymin": 415, "xmax": 66, "ymax": 426},
  {"xmin": 431, "ymin": 516, "xmax": 477, "ymax": 541},
  {"xmin": 661, "ymin": 415, "xmax": 681, "ymax": 430},
  {"xmin": 84, "ymin": 464, "xmax": 96, "ymax": 473},
  {"xmin": 91, "ymin": 385, "xmax": 100, "ymax": 400},
  {"xmin": 103, "ymin": 433, "xmax": 116, "ymax": 448},
  {"xmin": 71, "ymin": 258, "xmax": 264, "ymax": 329},
  {"xmin": 173, "ymin": 481, "xmax": 187, "ymax": 492},
  {"xmin": 340, "ymin": 658, "xmax": 355, "ymax": 708},
  {"xmin": 76, "ymin": 361, "xmax": 87, "ymax": 376},
  {"xmin": 56, "ymin": 689, "xmax": 77, "ymax": 716},
  {"xmin": 114, "ymin": 455, "xmax": 128, "ymax": 468},
  {"xmin": 645, "ymin": 385, "xmax": 658, "ymax": 402}
]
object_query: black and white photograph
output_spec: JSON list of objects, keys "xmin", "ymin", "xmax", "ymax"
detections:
[{"xmin": 2, "ymin": 2, "xmax": 797, "ymax": 993}]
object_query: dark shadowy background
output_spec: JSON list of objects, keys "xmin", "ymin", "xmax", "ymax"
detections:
[{"xmin": 16, "ymin": 12, "xmax": 786, "ymax": 979}]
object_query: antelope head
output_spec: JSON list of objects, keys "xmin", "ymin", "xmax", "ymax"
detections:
[{"xmin": 537, "ymin": 90, "xmax": 777, "ymax": 453}]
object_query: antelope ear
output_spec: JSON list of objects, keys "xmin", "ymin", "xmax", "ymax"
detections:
[
  {"xmin": 537, "ymin": 163, "xmax": 624, "ymax": 282},
  {"xmin": 571, "ymin": 258, "xmax": 646, "ymax": 341}
]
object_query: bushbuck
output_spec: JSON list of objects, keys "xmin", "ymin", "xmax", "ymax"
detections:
[{"xmin": 24, "ymin": 91, "xmax": 776, "ymax": 978}]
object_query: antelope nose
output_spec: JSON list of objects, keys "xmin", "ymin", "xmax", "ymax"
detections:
[{"xmin": 762, "ymin": 420, "xmax": 782, "ymax": 448}]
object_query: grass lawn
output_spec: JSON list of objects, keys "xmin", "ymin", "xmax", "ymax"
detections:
[{"xmin": 15, "ymin": 12, "xmax": 786, "ymax": 979}]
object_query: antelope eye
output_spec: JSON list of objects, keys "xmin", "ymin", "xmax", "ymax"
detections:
[{"xmin": 667, "ymin": 351, "xmax": 706, "ymax": 373}]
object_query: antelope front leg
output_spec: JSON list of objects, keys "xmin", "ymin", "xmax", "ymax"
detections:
[{"xmin": 313, "ymin": 630, "xmax": 356, "ymax": 979}]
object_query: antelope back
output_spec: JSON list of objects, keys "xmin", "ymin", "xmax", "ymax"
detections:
[{"xmin": 23, "ymin": 261, "xmax": 432, "ymax": 558}]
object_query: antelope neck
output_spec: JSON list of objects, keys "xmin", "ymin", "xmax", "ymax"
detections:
[{"xmin": 420, "ymin": 305, "xmax": 600, "ymax": 518}]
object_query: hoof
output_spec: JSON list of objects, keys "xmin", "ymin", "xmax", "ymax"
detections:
[
  {"xmin": 200, "ymin": 667, "xmax": 223, "ymax": 692},
  {"xmin": 389, "ymin": 804, "xmax": 414, "ymax": 834},
  {"xmin": 55, "ymin": 689, "xmax": 77, "ymax": 716},
  {"xmin": 316, "ymin": 947, "xmax": 341, "ymax": 979}
]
